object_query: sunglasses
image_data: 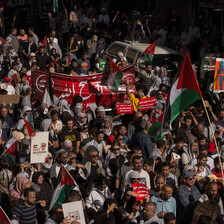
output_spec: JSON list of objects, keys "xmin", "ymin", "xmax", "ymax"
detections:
[
  {"xmin": 70, "ymin": 157, "xmax": 76, "ymax": 160},
  {"xmin": 48, "ymin": 157, "xmax": 52, "ymax": 160},
  {"xmin": 112, "ymin": 148, "xmax": 120, "ymax": 151},
  {"xmin": 118, "ymin": 138, "xmax": 124, "ymax": 140},
  {"xmin": 131, "ymin": 178, "xmax": 140, "ymax": 181},
  {"xmin": 92, "ymin": 155, "xmax": 99, "ymax": 158},
  {"xmin": 188, "ymin": 177, "xmax": 194, "ymax": 181},
  {"xmin": 157, "ymin": 93, "xmax": 163, "ymax": 95},
  {"xmin": 80, "ymin": 116, "xmax": 87, "ymax": 119}
]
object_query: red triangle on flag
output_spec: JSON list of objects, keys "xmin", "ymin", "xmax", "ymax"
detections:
[
  {"xmin": 24, "ymin": 119, "xmax": 36, "ymax": 137},
  {"xmin": 4, "ymin": 142, "xmax": 16, "ymax": 156},
  {"xmin": 142, "ymin": 41, "xmax": 156, "ymax": 55},
  {"xmin": 157, "ymin": 112, "xmax": 164, "ymax": 123},
  {"xmin": 108, "ymin": 56, "xmax": 122, "ymax": 73},
  {"xmin": 61, "ymin": 166, "xmax": 76, "ymax": 186},
  {"xmin": 176, "ymin": 53, "xmax": 202, "ymax": 98},
  {"xmin": 0, "ymin": 206, "xmax": 11, "ymax": 224}
]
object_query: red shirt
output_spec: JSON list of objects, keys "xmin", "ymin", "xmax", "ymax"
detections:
[{"xmin": 211, "ymin": 169, "xmax": 224, "ymax": 188}]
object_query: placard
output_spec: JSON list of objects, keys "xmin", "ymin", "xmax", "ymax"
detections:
[
  {"xmin": 139, "ymin": 97, "xmax": 156, "ymax": 111},
  {"xmin": 98, "ymin": 60, "xmax": 106, "ymax": 71},
  {"xmin": 131, "ymin": 183, "xmax": 150, "ymax": 201},
  {"xmin": 213, "ymin": 58, "xmax": 224, "ymax": 93},
  {"xmin": 0, "ymin": 95, "xmax": 20, "ymax": 104},
  {"xmin": 62, "ymin": 201, "xmax": 86, "ymax": 224},
  {"xmin": 116, "ymin": 103, "xmax": 134, "ymax": 114},
  {"xmin": 30, "ymin": 132, "xmax": 49, "ymax": 164}
]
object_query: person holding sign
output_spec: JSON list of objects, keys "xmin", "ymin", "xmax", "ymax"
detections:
[{"xmin": 126, "ymin": 79, "xmax": 146, "ymax": 112}]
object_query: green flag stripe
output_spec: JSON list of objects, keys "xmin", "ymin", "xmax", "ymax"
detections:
[
  {"xmin": 3, "ymin": 154, "xmax": 14, "ymax": 170},
  {"xmin": 170, "ymin": 89, "xmax": 201, "ymax": 123},
  {"xmin": 54, "ymin": 185, "xmax": 74, "ymax": 207},
  {"xmin": 148, "ymin": 121, "xmax": 162, "ymax": 139},
  {"xmin": 112, "ymin": 71, "xmax": 123, "ymax": 93},
  {"xmin": 141, "ymin": 53, "xmax": 154, "ymax": 64}
]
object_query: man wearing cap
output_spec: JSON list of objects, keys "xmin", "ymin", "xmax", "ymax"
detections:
[
  {"xmin": 150, "ymin": 102, "xmax": 163, "ymax": 124},
  {"xmin": 176, "ymin": 170, "xmax": 201, "ymax": 224},
  {"xmin": 99, "ymin": 8, "xmax": 109, "ymax": 25},
  {"xmin": 87, "ymin": 35, "xmax": 98, "ymax": 59},
  {"xmin": 4, "ymin": 77, "xmax": 15, "ymax": 95},
  {"xmin": 90, "ymin": 106, "xmax": 105, "ymax": 130}
]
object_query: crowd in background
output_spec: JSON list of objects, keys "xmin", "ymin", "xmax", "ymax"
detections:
[{"xmin": 0, "ymin": 0, "xmax": 224, "ymax": 224}]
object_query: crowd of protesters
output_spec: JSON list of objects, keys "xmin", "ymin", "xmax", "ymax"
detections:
[{"xmin": 0, "ymin": 0, "xmax": 224, "ymax": 224}]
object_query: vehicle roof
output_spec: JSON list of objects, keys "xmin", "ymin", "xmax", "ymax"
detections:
[{"xmin": 113, "ymin": 41, "xmax": 179, "ymax": 55}]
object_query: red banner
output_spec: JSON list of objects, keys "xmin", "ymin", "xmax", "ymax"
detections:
[
  {"xmin": 116, "ymin": 103, "xmax": 134, "ymax": 114},
  {"xmin": 131, "ymin": 183, "xmax": 150, "ymax": 201},
  {"xmin": 139, "ymin": 97, "xmax": 156, "ymax": 111},
  {"xmin": 31, "ymin": 66, "xmax": 136, "ymax": 110}
]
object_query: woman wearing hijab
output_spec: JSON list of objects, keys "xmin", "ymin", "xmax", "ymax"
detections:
[
  {"xmin": 32, "ymin": 171, "xmax": 52, "ymax": 223},
  {"xmin": 40, "ymin": 119, "xmax": 59, "ymax": 156},
  {"xmin": 10, "ymin": 176, "xmax": 31, "ymax": 207},
  {"xmin": 40, "ymin": 153, "xmax": 53, "ymax": 177}
]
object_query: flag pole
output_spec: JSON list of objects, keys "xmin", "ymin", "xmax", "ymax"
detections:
[{"xmin": 202, "ymin": 98, "xmax": 224, "ymax": 179}]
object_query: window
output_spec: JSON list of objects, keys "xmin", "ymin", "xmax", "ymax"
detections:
[
  {"xmin": 107, "ymin": 44, "xmax": 126, "ymax": 56},
  {"xmin": 126, "ymin": 49, "xmax": 137, "ymax": 64}
]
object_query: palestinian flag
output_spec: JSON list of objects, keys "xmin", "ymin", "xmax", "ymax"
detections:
[
  {"xmin": 24, "ymin": 119, "xmax": 35, "ymax": 137},
  {"xmin": 53, "ymin": 0, "xmax": 59, "ymax": 13},
  {"xmin": 49, "ymin": 166, "xmax": 76, "ymax": 211},
  {"xmin": 162, "ymin": 53, "xmax": 202, "ymax": 131},
  {"xmin": 105, "ymin": 57, "xmax": 124, "ymax": 93},
  {"xmin": 0, "ymin": 206, "xmax": 11, "ymax": 224},
  {"xmin": 141, "ymin": 41, "xmax": 156, "ymax": 64},
  {"xmin": 1, "ymin": 141, "xmax": 16, "ymax": 170},
  {"xmin": 148, "ymin": 113, "xmax": 164, "ymax": 139},
  {"xmin": 42, "ymin": 72, "xmax": 54, "ymax": 107}
]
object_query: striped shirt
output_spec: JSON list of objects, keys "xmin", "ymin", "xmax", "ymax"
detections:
[{"xmin": 13, "ymin": 202, "xmax": 36, "ymax": 224}]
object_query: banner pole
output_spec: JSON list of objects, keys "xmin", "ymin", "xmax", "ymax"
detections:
[{"xmin": 202, "ymin": 98, "xmax": 224, "ymax": 179}]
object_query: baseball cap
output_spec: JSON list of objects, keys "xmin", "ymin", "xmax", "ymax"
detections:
[
  {"xmin": 97, "ymin": 106, "xmax": 105, "ymax": 113},
  {"xmin": 92, "ymin": 35, "xmax": 98, "ymax": 41},
  {"xmin": 129, "ymin": 170, "xmax": 140, "ymax": 179},
  {"xmin": 183, "ymin": 170, "xmax": 194, "ymax": 179},
  {"xmin": 153, "ymin": 103, "xmax": 163, "ymax": 109}
]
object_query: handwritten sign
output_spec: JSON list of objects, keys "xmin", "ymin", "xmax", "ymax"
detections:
[
  {"xmin": 116, "ymin": 103, "xmax": 134, "ymax": 114},
  {"xmin": 30, "ymin": 132, "xmax": 49, "ymax": 164},
  {"xmin": 0, "ymin": 95, "xmax": 20, "ymax": 104},
  {"xmin": 131, "ymin": 183, "xmax": 150, "ymax": 201},
  {"xmin": 32, "ymin": 66, "xmax": 136, "ymax": 110},
  {"xmin": 62, "ymin": 201, "xmax": 86, "ymax": 224},
  {"xmin": 139, "ymin": 97, "xmax": 156, "ymax": 111}
]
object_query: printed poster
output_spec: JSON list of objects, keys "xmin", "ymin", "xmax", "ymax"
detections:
[
  {"xmin": 213, "ymin": 58, "xmax": 224, "ymax": 93},
  {"xmin": 62, "ymin": 201, "xmax": 86, "ymax": 224},
  {"xmin": 131, "ymin": 183, "xmax": 150, "ymax": 201},
  {"xmin": 30, "ymin": 132, "xmax": 49, "ymax": 164}
]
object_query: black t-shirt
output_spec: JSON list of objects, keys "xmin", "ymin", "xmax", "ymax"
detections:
[{"xmin": 58, "ymin": 128, "xmax": 81, "ymax": 147}]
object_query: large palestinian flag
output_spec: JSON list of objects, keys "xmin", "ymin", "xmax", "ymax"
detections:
[
  {"xmin": 0, "ymin": 206, "xmax": 11, "ymax": 224},
  {"xmin": 162, "ymin": 53, "xmax": 202, "ymax": 130},
  {"xmin": 1, "ymin": 141, "xmax": 16, "ymax": 170},
  {"xmin": 49, "ymin": 166, "xmax": 76, "ymax": 211}
]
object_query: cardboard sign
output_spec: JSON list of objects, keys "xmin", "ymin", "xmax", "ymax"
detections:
[
  {"xmin": 30, "ymin": 132, "xmax": 49, "ymax": 164},
  {"xmin": 213, "ymin": 58, "xmax": 224, "ymax": 93},
  {"xmin": 131, "ymin": 183, "xmax": 150, "ymax": 201},
  {"xmin": 116, "ymin": 103, "xmax": 134, "ymax": 114},
  {"xmin": 0, "ymin": 95, "xmax": 20, "ymax": 104},
  {"xmin": 62, "ymin": 201, "xmax": 86, "ymax": 224},
  {"xmin": 139, "ymin": 97, "xmax": 156, "ymax": 111}
]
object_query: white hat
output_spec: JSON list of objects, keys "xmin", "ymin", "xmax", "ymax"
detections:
[
  {"xmin": 22, "ymin": 106, "xmax": 32, "ymax": 115},
  {"xmin": 129, "ymin": 170, "xmax": 140, "ymax": 179},
  {"xmin": 117, "ymin": 51, "xmax": 124, "ymax": 57},
  {"xmin": 30, "ymin": 52, "xmax": 36, "ymax": 57},
  {"xmin": 12, "ymin": 131, "xmax": 24, "ymax": 140},
  {"xmin": 97, "ymin": 106, "xmax": 105, "ymax": 112}
]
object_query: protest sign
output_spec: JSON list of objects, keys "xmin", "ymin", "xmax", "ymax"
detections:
[
  {"xmin": 200, "ymin": 55, "xmax": 216, "ymax": 79},
  {"xmin": 30, "ymin": 132, "xmax": 49, "ymax": 164},
  {"xmin": 98, "ymin": 60, "xmax": 106, "ymax": 71},
  {"xmin": 62, "ymin": 201, "xmax": 86, "ymax": 224},
  {"xmin": 139, "ymin": 97, "xmax": 156, "ymax": 111},
  {"xmin": 131, "ymin": 183, "xmax": 150, "ymax": 201},
  {"xmin": 213, "ymin": 58, "xmax": 224, "ymax": 93},
  {"xmin": 116, "ymin": 103, "xmax": 134, "ymax": 114},
  {"xmin": 32, "ymin": 66, "xmax": 135, "ymax": 110},
  {"xmin": 0, "ymin": 95, "xmax": 20, "ymax": 104}
]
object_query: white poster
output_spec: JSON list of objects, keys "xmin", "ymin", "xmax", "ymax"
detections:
[
  {"xmin": 30, "ymin": 132, "xmax": 49, "ymax": 164},
  {"xmin": 62, "ymin": 201, "xmax": 86, "ymax": 224}
]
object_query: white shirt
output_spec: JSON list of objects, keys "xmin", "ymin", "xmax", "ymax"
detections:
[{"xmin": 189, "ymin": 25, "xmax": 200, "ymax": 39}]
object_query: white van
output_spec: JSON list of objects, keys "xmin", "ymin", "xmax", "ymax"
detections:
[{"xmin": 105, "ymin": 41, "xmax": 181, "ymax": 70}]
